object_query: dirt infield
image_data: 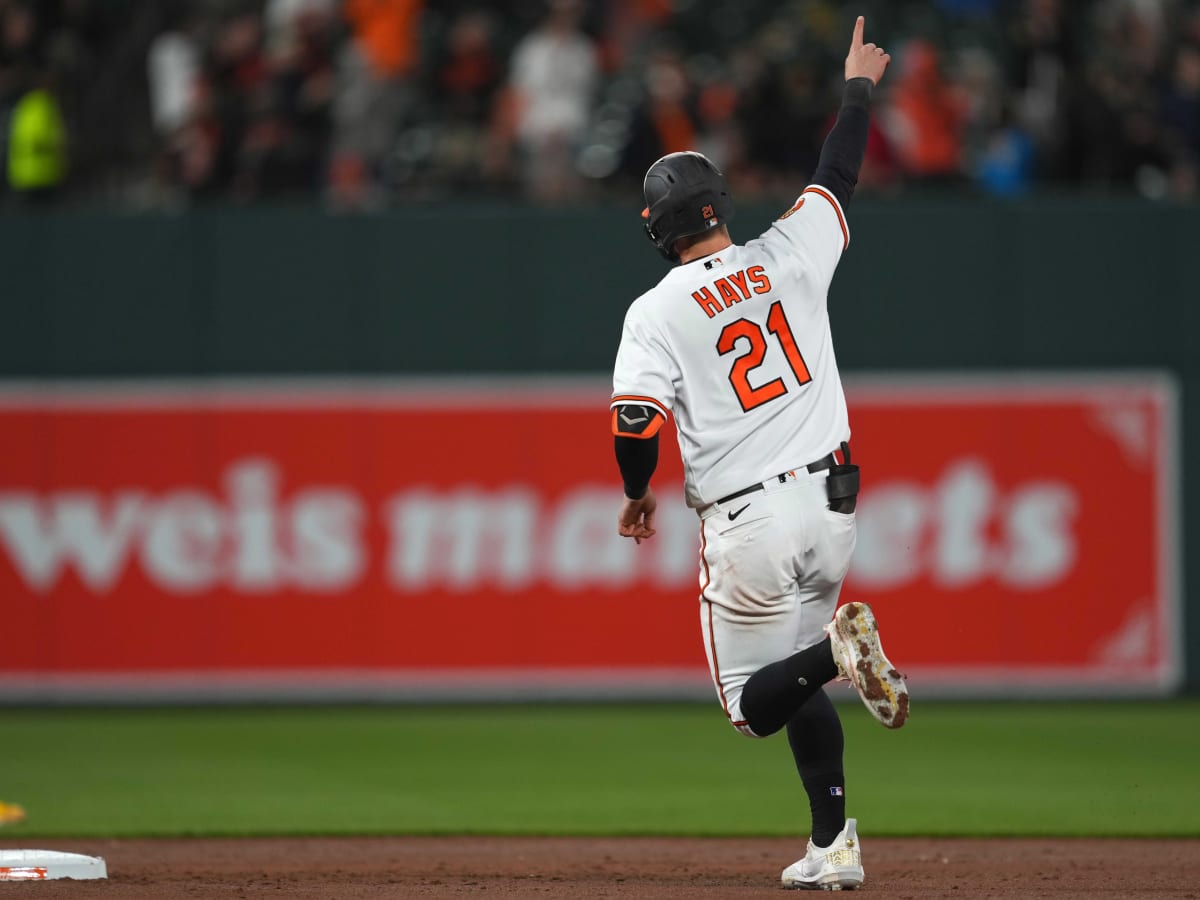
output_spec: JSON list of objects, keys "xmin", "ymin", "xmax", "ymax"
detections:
[{"xmin": 4, "ymin": 836, "xmax": 1199, "ymax": 898}]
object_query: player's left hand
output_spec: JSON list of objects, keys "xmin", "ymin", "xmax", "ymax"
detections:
[{"xmin": 618, "ymin": 488, "xmax": 658, "ymax": 544}]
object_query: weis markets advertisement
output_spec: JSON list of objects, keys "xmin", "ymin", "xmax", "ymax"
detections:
[{"xmin": 0, "ymin": 375, "xmax": 1180, "ymax": 700}]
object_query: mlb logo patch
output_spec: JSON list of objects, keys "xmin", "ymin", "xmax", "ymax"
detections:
[{"xmin": 830, "ymin": 786, "xmax": 844, "ymax": 796}]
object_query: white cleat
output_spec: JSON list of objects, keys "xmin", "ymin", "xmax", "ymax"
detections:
[
  {"xmin": 781, "ymin": 817, "xmax": 864, "ymax": 891},
  {"xmin": 825, "ymin": 601, "xmax": 909, "ymax": 728}
]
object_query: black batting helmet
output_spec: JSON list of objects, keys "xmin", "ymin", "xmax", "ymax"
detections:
[{"xmin": 641, "ymin": 151, "xmax": 734, "ymax": 263}]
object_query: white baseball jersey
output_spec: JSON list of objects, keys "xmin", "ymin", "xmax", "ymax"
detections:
[{"xmin": 612, "ymin": 185, "xmax": 851, "ymax": 508}]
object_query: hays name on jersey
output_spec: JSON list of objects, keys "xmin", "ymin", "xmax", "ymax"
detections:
[{"xmin": 691, "ymin": 265, "xmax": 773, "ymax": 319}]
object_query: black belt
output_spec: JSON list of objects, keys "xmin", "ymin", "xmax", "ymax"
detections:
[{"xmin": 714, "ymin": 452, "xmax": 839, "ymax": 506}]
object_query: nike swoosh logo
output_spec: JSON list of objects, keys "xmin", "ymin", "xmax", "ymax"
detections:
[
  {"xmin": 620, "ymin": 412, "xmax": 649, "ymax": 425},
  {"xmin": 728, "ymin": 504, "xmax": 750, "ymax": 521}
]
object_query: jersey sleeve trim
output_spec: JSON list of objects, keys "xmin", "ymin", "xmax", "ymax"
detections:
[
  {"xmin": 610, "ymin": 394, "xmax": 670, "ymax": 420},
  {"xmin": 802, "ymin": 185, "xmax": 850, "ymax": 251}
]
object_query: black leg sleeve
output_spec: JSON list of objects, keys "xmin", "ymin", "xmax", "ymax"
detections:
[
  {"xmin": 739, "ymin": 639, "xmax": 839, "ymax": 737},
  {"xmin": 787, "ymin": 689, "xmax": 846, "ymax": 848}
]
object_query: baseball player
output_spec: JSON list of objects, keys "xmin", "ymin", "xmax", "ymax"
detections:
[{"xmin": 610, "ymin": 16, "xmax": 906, "ymax": 891}]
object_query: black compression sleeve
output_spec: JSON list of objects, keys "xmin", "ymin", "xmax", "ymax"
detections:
[
  {"xmin": 810, "ymin": 77, "xmax": 873, "ymax": 209},
  {"xmin": 614, "ymin": 434, "xmax": 658, "ymax": 499}
]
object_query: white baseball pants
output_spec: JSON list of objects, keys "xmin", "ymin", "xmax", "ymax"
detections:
[{"xmin": 697, "ymin": 468, "xmax": 857, "ymax": 737}]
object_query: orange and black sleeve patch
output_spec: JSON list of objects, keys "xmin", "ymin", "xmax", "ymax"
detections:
[
  {"xmin": 612, "ymin": 405, "xmax": 665, "ymax": 438},
  {"xmin": 778, "ymin": 197, "xmax": 805, "ymax": 220}
]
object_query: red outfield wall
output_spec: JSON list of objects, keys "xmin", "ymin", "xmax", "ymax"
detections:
[{"xmin": 0, "ymin": 375, "xmax": 1181, "ymax": 700}]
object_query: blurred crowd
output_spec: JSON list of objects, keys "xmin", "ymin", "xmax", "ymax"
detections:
[{"xmin": 2, "ymin": 0, "xmax": 1200, "ymax": 208}]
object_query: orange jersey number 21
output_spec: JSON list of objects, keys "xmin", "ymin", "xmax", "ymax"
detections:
[{"xmin": 716, "ymin": 301, "xmax": 812, "ymax": 412}]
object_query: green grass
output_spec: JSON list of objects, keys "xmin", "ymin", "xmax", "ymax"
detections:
[{"xmin": 1, "ymin": 700, "xmax": 1198, "ymax": 838}]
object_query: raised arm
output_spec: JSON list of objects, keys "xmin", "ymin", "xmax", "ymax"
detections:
[{"xmin": 810, "ymin": 16, "xmax": 891, "ymax": 209}]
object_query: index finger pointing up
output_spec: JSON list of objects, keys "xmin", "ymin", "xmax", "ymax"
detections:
[{"xmin": 851, "ymin": 15, "xmax": 865, "ymax": 50}]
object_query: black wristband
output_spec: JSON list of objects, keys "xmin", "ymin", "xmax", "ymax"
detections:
[{"xmin": 843, "ymin": 77, "xmax": 873, "ymax": 109}]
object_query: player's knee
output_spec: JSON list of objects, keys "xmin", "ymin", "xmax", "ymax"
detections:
[
  {"xmin": 733, "ymin": 720, "xmax": 765, "ymax": 739},
  {"xmin": 738, "ymin": 689, "xmax": 788, "ymax": 738},
  {"xmin": 729, "ymin": 707, "xmax": 766, "ymax": 739}
]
